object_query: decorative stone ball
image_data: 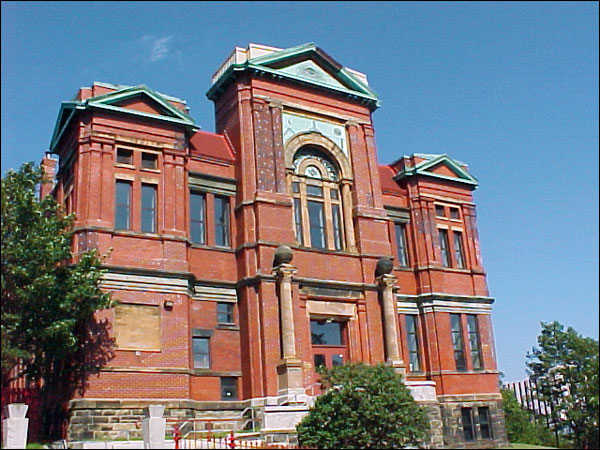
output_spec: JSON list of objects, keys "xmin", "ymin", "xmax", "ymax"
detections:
[
  {"xmin": 375, "ymin": 257, "xmax": 394, "ymax": 277},
  {"xmin": 273, "ymin": 245, "xmax": 294, "ymax": 267}
]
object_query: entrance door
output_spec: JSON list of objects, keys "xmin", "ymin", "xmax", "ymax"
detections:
[{"xmin": 310, "ymin": 319, "xmax": 349, "ymax": 392}]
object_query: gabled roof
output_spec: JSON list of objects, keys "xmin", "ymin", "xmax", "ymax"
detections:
[
  {"xmin": 50, "ymin": 84, "xmax": 198, "ymax": 152},
  {"xmin": 207, "ymin": 43, "xmax": 380, "ymax": 109},
  {"xmin": 394, "ymin": 154, "xmax": 478, "ymax": 188}
]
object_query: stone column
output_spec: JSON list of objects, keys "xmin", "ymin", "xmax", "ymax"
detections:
[
  {"xmin": 142, "ymin": 405, "xmax": 166, "ymax": 449},
  {"xmin": 2, "ymin": 403, "xmax": 28, "ymax": 450},
  {"xmin": 376, "ymin": 263, "xmax": 405, "ymax": 375},
  {"xmin": 272, "ymin": 246, "xmax": 303, "ymax": 395},
  {"xmin": 340, "ymin": 180, "xmax": 357, "ymax": 252}
]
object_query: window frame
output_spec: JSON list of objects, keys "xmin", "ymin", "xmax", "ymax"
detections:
[
  {"xmin": 394, "ymin": 222, "xmax": 409, "ymax": 267},
  {"xmin": 461, "ymin": 407, "xmax": 476, "ymax": 442},
  {"xmin": 451, "ymin": 314, "xmax": 467, "ymax": 371},
  {"xmin": 438, "ymin": 228, "xmax": 452, "ymax": 268},
  {"xmin": 141, "ymin": 183, "xmax": 157, "ymax": 234},
  {"xmin": 405, "ymin": 314, "xmax": 421, "ymax": 372},
  {"xmin": 467, "ymin": 314, "xmax": 483, "ymax": 370},
  {"xmin": 217, "ymin": 302, "xmax": 234, "ymax": 324},
  {"xmin": 220, "ymin": 377, "xmax": 238, "ymax": 401},
  {"xmin": 192, "ymin": 336, "xmax": 210, "ymax": 369},
  {"xmin": 190, "ymin": 191, "xmax": 207, "ymax": 245},
  {"xmin": 214, "ymin": 194, "xmax": 231, "ymax": 247},
  {"xmin": 453, "ymin": 230, "xmax": 466, "ymax": 269},
  {"xmin": 478, "ymin": 406, "xmax": 493, "ymax": 439},
  {"xmin": 115, "ymin": 180, "xmax": 132, "ymax": 230}
]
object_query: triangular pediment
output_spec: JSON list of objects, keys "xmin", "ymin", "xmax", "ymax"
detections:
[
  {"xmin": 49, "ymin": 84, "xmax": 198, "ymax": 152},
  {"xmin": 207, "ymin": 43, "xmax": 380, "ymax": 108},
  {"xmin": 394, "ymin": 154, "xmax": 478, "ymax": 188},
  {"xmin": 87, "ymin": 85, "xmax": 194, "ymax": 124}
]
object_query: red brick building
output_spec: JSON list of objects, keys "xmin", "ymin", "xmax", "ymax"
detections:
[{"xmin": 41, "ymin": 43, "xmax": 506, "ymax": 447}]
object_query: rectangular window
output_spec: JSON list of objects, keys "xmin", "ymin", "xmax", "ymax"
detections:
[
  {"xmin": 435, "ymin": 204, "xmax": 446, "ymax": 217},
  {"xmin": 406, "ymin": 315, "xmax": 421, "ymax": 372},
  {"xmin": 308, "ymin": 200, "xmax": 326, "ymax": 249},
  {"xmin": 141, "ymin": 184, "xmax": 157, "ymax": 233},
  {"xmin": 330, "ymin": 189, "xmax": 339, "ymax": 200},
  {"xmin": 115, "ymin": 180, "xmax": 131, "ymax": 230},
  {"xmin": 439, "ymin": 229, "xmax": 451, "ymax": 267},
  {"xmin": 450, "ymin": 207, "xmax": 460, "ymax": 219},
  {"xmin": 192, "ymin": 337, "xmax": 210, "ymax": 369},
  {"xmin": 454, "ymin": 231, "xmax": 466, "ymax": 269},
  {"xmin": 221, "ymin": 377, "xmax": 238, "ymax": 400},
  {"xmin": 292, "ymin": 182, "xmax": 300, "ymax": 193},
  {"xmin": 314, "ymin": 354, "xmax": 326, "ymax": 369},
  {"xmin": 467, "ymin": 315, "xmax": 483, "ymax": 370},
  {"xmin": 310, "ymin": 320, "xmax": 343, "ymax": 346},
  {"xmin": 116, "ymin": 148, "xmax": 133, "ymax": 165},
  {"xmin": 461, "ymin": 407, "xmax": 475, "ymax": 442},
  {"xmin": 214, "ymin": 195, "xmax": 230, "ymax": 247},
  {"xmin": 451, "ymin": 314, "xmax": 466, "ymax": 370},
  {"xmin": 293, "ymin": 198, "xmax": 303, "ymax": 245},
  {"xmin": 332, "ymin": 204, "xmax": 343, "ymax": 250},
  {"xmin": 141, "ymin": 152, "xmax": 158, "ymax": 169},
  {"xmin": 217, "ymin": 302, "xmax": 234, "ymax": 324},
  {"xmin": 395, "ymin": 223, "xmax": 409, "ymax": 267},
  {"xmin": 306, "ymin": 185, "xmax": 323, "ymax": 198},
  {"xmin": 190, "ymin": 192, "xmax": 206, "ymax": 244},
  {"xmin": 478, "ymin": 407, "xmax": 493, "ymax": 439}
]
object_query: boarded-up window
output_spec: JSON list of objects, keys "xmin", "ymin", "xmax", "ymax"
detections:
[{"xmin": 114, "ymin": 304, "xmax": 160, "ymax": 351}]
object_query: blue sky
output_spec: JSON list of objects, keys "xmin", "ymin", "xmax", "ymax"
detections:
[{"xmin": 2, "ymin": 2, "xmax": 598, "ymax": 382}]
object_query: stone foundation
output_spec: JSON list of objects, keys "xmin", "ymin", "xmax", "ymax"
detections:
[
  {"xmin": 68, "ymin": 399, "xmax": 247, "ymax": 441},
  {"xmin": 438, "ymin": 395, "xmax": 508, "ymax": 449}
]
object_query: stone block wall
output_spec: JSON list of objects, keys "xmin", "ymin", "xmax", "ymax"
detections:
[{"xmin": 439, "ymin": 396, "xmax": 507, "ymax": 449}]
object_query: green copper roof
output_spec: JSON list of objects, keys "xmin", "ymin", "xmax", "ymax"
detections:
[
  {"xmin": 394, "ymin": 154, "xmax": 479, "ymax": 188},
  {"xmin": 206, "ymin": 43, "xmax": 380, "ymax": 109},
  {"xmin": 49, "ymin": 84, "xmax": 198, "ymax": 152}
]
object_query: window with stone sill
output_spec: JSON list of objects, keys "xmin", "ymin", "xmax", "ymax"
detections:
[{"xmin": 290, "ymin": 146, "xmax": 346, "ymax": 251}]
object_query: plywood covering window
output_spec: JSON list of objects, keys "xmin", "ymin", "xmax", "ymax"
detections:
[
  {"xmin": 114, "ymin": 304, "xmax": 160, "ymax": 351},
  {"xmin": 290, "ymin": 146, "xmax": 345, "ymax": 251}
]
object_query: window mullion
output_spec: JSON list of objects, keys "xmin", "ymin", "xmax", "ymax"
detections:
[
  {"xmin": 300, "ymin": 183, "xmax": 311, "ymax": 247},
  {"xmin": 323, "ymin": 185, "xmax": 335, "ymax": 250}
]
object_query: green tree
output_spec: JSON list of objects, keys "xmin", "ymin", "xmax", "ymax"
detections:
[
  {"xmin": 1, "ymin": 162, "xmax": 113, "ymax": 439},
  {"xmin": 527, "ymin": 321, "xmax": 599, "ymax": 449},
  {"xmin": 296, "ymin": 363, "xmax": 430, "ymax": 449},
  {"xmin": 501, "ymin": 387, "xmax": 555, "ymax": 446}
]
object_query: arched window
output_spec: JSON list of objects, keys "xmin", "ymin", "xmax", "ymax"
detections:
[{"xmin": 290, "ymin": 146, "xmax": 345, "ymax": 250}]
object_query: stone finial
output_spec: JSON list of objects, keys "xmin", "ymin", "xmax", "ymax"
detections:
[
  {"xmin": 375, "ymin": 256, "xmax": 394, "ymax": 277},
  {"xmin": 273, "ymin": 245, "xmax": 294, "ymax": 267}
]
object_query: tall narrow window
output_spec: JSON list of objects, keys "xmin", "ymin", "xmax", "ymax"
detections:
[
  {"xmin": 190, "ymin": 192, "xmax": 206, "ymax": 244},
  {"xmin": 439, "ymin": 229, "xmax": 451, "ymax": 267},
  {"xmin": 141, "ymin": 184, "xmax": 157, "ymax": 233},
  {"xmin": 214, "ymin": 195, "xmax": 230, "ymax": 247},
  {"xmin": 467, "ymin": 314, "xmax": 483, "ymax": 370},
  {"xmin": 454, "ymin": 231, "xmax": 466, "ymax": 269},
  {"xmin": 192, "ymin": 337, "xmax": 210, "ymax": 369},
  {"xmin": 478, "ymin": 407, "xmax": 493, "ymax": 439},
  {"xmin": 405, "ymin": 315, "xmax": 421, "ymax": 372},
  {"xmin": 461, "ymin": 407, "xmax": 475, "ymax": 441},
  {"xmin": 451, "ymin": 314, "xmax": 466, "ymax": 370},
  {"xmin": 332, "ymin": 204, "xmax": 343, "ymax": 250},
  {"xmin": 395, "ymin": 223, "xmax": 409, "ymax": 267},
  {"xmin": 308, "ymin": 200, "xmax": 326, "ymax": 249},
  {"xmin": 115, "ymin": 180, "xmax": 131, "ymax": 230},
  {"xmin": 293, "ymin": 198, "xmax": 303, "ymax": 245}
]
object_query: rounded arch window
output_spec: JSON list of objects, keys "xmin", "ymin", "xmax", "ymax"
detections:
[{"xmin": 290, "ymin": 146, "xmax": 345, "ymax": 250}]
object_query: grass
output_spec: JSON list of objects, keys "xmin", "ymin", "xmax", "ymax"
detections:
[{"xmin": 503, "ymin": 444, "xmax": 558, "ymax": 449}]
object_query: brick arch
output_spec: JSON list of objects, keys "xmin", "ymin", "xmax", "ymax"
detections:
[{"xmin": 284, "ymin": 132, "xmax": 353, "ymax": 181}]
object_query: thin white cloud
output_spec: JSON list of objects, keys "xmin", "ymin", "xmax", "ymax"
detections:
[{"xmin": 141, "ymin": 35, "xmax": 173, "ymax": 62}]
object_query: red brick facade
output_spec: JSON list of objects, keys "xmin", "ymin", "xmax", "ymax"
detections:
[{"xmin": 38, "ymin": 44, "xmax": 506, "ymax": 447}]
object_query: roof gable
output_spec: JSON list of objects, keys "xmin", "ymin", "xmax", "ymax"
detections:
[
  {"xmin": 50, "ymin": 85, "xmax": 198, "ymax": 152},
  {"xmin": 207, "ymin": 43, "xmax": 380, "ymax": 108},
  {"xmin": 394, "ymin": 154, "xmax": 478, "ymax": 188}
]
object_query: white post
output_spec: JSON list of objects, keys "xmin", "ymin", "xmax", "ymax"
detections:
[
  {"xmin": 2, "ymin": 403, "xmax": 29, "ymax": 450},
  {"xmin": 142, "ymin": 404, "xmax": 166, "ymax": 449}
]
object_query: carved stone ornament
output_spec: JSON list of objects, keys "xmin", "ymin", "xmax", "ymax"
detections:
[
  {"xmin": 375, "ymin": 256, "xmax": 394, "ymax": 277},
  {"xmin": 273, "ymin": 245, "xmax": 294, "ymax": 267}
]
